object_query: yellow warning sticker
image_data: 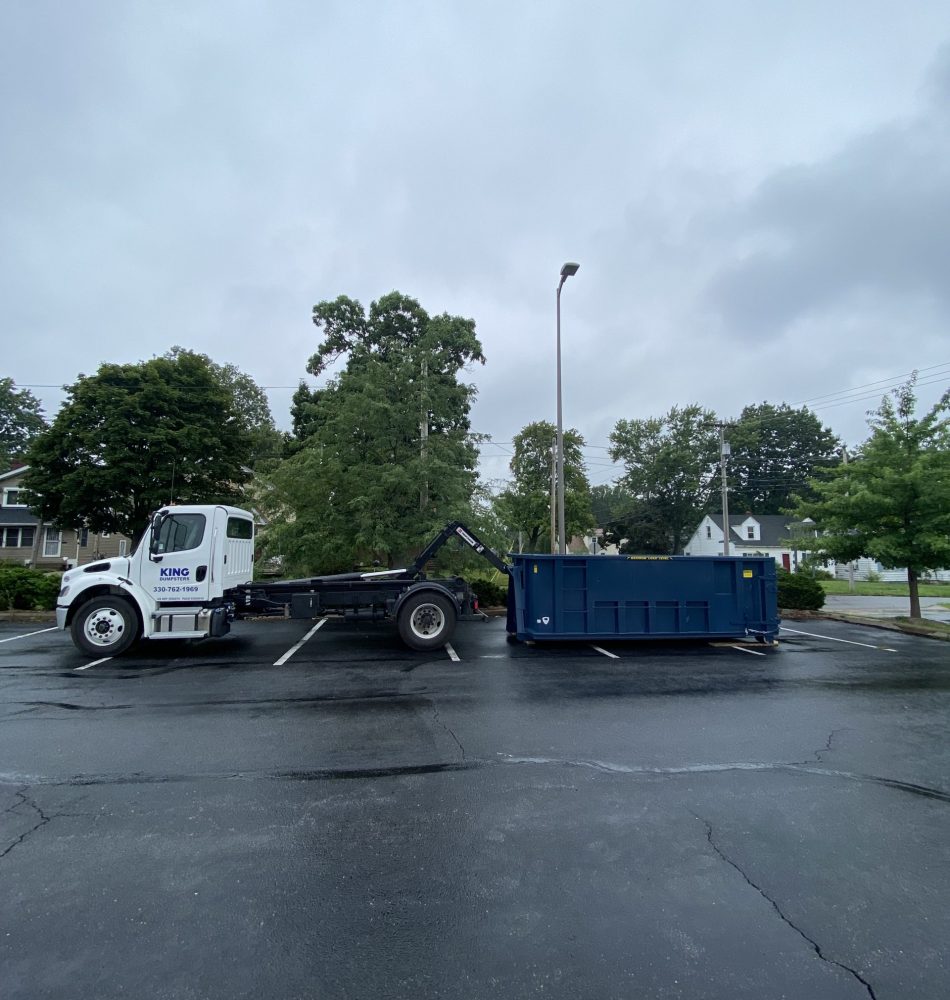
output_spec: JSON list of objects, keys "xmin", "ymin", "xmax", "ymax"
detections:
[{"xmin": 743, "ymin": 569, "xmax": 754, "ymax": 578}]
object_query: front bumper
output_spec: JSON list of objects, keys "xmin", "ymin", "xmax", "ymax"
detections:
[{"xmin": 55, "ymin": 605, "xmax": 68, "ymax": 629}]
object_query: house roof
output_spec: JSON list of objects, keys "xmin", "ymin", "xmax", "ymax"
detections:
[
  {"xmin": 0, "ymin": 507, "xmax": 40, "ymax": 526},
  {"xmin": 705, "ymin": 514, "xmax": 812, "ymax": 549},
  {"xmin": 0, "ymin": 464, "xmax": 29, "ymax": 483}
]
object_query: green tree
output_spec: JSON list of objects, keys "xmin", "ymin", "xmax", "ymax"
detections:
[
  {"xmin": 726, "ymin": 403, "xmax": 839, "ymax": 514},
  {"xmin": 0, "ymin": 378, "xmax": 47, "ymax": 468},
  {"xmin": 588, "ymin": 483, "xmax": 674, "ymax": 554},
  {"xmin": 168, "ymin": 348, "xmax": 284, "ymax": 466},
  {"xmin": 608, "ymin": 404, "xmax": 719, "ymax": 554},
  {"xmin": 600, "ymin": 495, "xmax": 678, "ymax": 555},
  {"xmin": 23, "ymin": 352, "xmax": 256, "ymax": 538},
  {"xmin": 494, "ymin": 421, "xmax": 593, "ymax": 552},
  {"xmin": 263, "ymin": 292, "xmax": 485, "ymax": 573},
  {"xmin": 793, "ymin": 378, "xmax": 950, "ymax": 618},
  {"xmin": 589, "ymin": 483, "xmax": 633, "ymax": 528}
]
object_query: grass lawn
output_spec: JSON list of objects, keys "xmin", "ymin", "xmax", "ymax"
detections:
[{"xmin": 821, "ymin": 580, "xmax": 950, "ymax": 598}]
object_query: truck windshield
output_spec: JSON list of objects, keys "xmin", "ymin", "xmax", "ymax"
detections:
[{"xmin": 154, "ymin": 514, "xmax": 206, "ymax": 554}]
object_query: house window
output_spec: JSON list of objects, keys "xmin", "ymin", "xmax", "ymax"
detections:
[
  {"xmin": 747, "ymin": 526, "xmax": 755, "ymax": 539},
  {"xmin": 43, "ymin": 527, "xmax": 62, "ymax": 558},
  {"xmin": 705, "ymin": 525, "xmax": 712, "ymax": 539},
  {"xmin": 118, "ymin": 539, "xmax": 128, "ymax": 557},
  {"xmin": 2, "ymin": 526, "xmax": 35, "ymax": 548},
  {"xmin": 79, "ymin": 528, "xmax": 89, "ymax": 547},
  {"xmin": 3, "ymin": 488, "xmax": 26, "ymax": 507}
]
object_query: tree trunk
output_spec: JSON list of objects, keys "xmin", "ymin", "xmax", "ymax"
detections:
[{"xmin": 907, "ymin": 567, "xmax": 921, "ymax": 619}]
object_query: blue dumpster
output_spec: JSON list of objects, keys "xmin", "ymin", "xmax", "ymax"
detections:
[{"xmin": 506, "ymin": 554, "xmax": 779, "ymax": 643}]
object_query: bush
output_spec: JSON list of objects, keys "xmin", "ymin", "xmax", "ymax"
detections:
[
  {"xmin": 469, "ymin": 576, "xmax": 508, "ymax": 608},
  {"xmin": 0, "ymin": 564, "xmax": 62, "ymax": 611},
  {"xmin": 797, "ymin": 558, "xmax": 833, "ymax": 581},
  {"xmin": 777, "ymin": 569, "xmax": 825, "ymax": 611}
]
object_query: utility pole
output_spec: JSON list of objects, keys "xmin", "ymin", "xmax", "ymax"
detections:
[
  {"xmin": 550, "ymin": 438, "xmax": 557, "ymax": 554},
  {"xmin": 719, "ymin": 423, "xmax": 731, "ymax": 556},
  {"xmin": 419, "ymin": 358, "xmax": 428, "ymax": 512},
  {"xmin": 842, "ymin": 446, "xmax": 854, "ymax": 593}
]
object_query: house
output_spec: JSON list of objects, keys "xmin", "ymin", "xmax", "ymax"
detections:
[
  {"xmin": 683, "ymin": 514, "xmax": 817, "ymax": 571},
  {"xmin": 832, "ymin": 556, "xmax": 950, "ymax": 584},
  {"xmin": 0, "ymin": 465, "xmax": 132, "ymax": 570}
]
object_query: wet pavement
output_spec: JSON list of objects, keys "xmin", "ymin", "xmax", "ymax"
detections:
[
  {"xmin": 1, "ymin": 617, "xmax": 948, "ymax": 999},
  {"xmin": 824, "ymin": 594, "xmax": 950, "ymax": 622}
]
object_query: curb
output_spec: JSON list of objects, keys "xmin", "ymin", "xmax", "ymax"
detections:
[{"xmin": 0, "ymin": 610, "xmax": 57, "ymax": 623}]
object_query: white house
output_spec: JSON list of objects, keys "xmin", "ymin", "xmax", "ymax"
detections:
[
  {"xmin": 831, "ymin": 556, "xmax": 950, "ymax": 583},
  {"xmin": 683, "ymin": 514, "xmax": 817, "ymax": 571}
]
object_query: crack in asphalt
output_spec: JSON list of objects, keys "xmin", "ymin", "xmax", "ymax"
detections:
[
  {"xmin": 0, "ymin": 786, "xmax": 52, "ymax": 860},
  {"xmin": 695, "ymin": 814, "xmax": 877, "ymax": 1000},
  {"xmin": 495, "ymin": 755, "xmax": 950, "ymax": 802},
  {"xmin": 430, "ymin": 703, "xmax": 466, "ymax": 763},
  {"xmin": 1, "ymin": 758, "xmax": 948, "ymax": 804},
  {"xmin": 814, "ymin": 727, "xmax": 850, "ymax": 763}
]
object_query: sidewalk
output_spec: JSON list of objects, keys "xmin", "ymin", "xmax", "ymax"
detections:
[{"xmin": 823, "ymin": 595, "xmax": 950, "ymax": 623}]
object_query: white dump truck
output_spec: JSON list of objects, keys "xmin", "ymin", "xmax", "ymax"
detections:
[{"xmin": 56, "ymin": 505, "xmax": 505, "ymax": 656}]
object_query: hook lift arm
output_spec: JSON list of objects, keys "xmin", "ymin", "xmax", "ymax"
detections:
[{"xmin": 408, "ymin": 521, "xmax": 510, "ymax": 578}]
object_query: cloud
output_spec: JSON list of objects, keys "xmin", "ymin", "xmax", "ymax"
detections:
[{"xmin": 705, "ymin": 79, "xmax": 950, "ymax": 336}]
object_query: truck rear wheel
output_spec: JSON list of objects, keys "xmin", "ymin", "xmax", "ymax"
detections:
[
  {"xmin": 71, "ymin": 596, "xmax": 139, "ymax": 656},
  {"xmin": 397, "ymin": 592, "xmax": 456, "ymax": 651}
]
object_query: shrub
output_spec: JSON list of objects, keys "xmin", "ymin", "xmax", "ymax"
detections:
[
  {"xmin": 797, "ymin": 558, "xmax": 833, "ymax": 581},
  {"xmin": 0, "ymin": 564, "xmax": 62, "ymax": 611},
  {"xmin": 777, "ymin": 569, "xmax": 825, "ymax": 611},
  {"xmin": 469, "ymin": 576, "xmax": 508, "ymax": 608}
]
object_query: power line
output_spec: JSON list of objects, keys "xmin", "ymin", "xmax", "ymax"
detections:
[{"xmin": 792, "ymin": 362, "xmax": 950, "ymax": 407}]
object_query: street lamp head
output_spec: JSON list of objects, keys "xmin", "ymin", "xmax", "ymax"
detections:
[{"xmin": 560, "ymin": 262, "xmax": 580, "ymax": 279}]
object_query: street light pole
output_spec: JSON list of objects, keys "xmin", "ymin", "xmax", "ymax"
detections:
[
  {"xmin": 556, "ymin": 262, "xmax": 579, "ymax": 556},
  {"xmin": 718, "ymin": 424, "xmax": 731, "ymax": 556}
]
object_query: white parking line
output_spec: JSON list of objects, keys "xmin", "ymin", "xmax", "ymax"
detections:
[
  {"xmin": 274, "ymin": 618, "xmax": 327, "ymax": 665},
  {"xmin": 445, "ymin": 643, "xmax": 460, "ymax": 662},
  {"xmin": 780, "ymin": 626, "xmax": 897, "ymax": 652},
  {"xmin": 0, "ymin": 626, "xmax": 58, "ymax": 644},
  {"xmin": 591, "ymin": 645, "xmax": 620, "ymax": 659},
  {"xmin": 74, "ymin": 657, "xmax": 113, "ymax": 671},
  {"xmin": 729, "ymin": 644, "xmax": 767, "ymax": 657}
]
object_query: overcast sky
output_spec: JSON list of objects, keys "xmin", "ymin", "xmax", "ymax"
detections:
[{"xmin": 3, "ymin": 1, "xmax": 949, "ymax": 488}]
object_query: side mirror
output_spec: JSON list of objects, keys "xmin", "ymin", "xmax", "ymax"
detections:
[{"xmin": 149, "ymin": 511, "xmax": 168, "ymax": 561}]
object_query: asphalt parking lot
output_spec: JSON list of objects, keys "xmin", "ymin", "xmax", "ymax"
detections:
[{"xmin": 1, "ymin": 616, "xmax": 948, "ymax": 1000}]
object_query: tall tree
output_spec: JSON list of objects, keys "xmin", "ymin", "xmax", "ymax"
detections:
[
  {"xmin": 599, "ymin": 494, "xmax": 678, "ymax": 555},
  {"xmin": 608, "ymin": 404, "xmax": 719, "ymax": 554},
  {"xmin": 23, "ymin": 352, "xmax": 256, "ymax": 537},
  {"xmin": 793, "ymin": 377, "xmax": 950, "ymax": 618},
  {"xmin": 0, "ymin": 378, "xmax": 47, "ymax": 468},
  {"xmin": 167, "ymin": 347, "xmax": 284, "ymax": 466},
  {"xmin": 494, "ymin": 421, "xmax": 593, "ymax": 552},
  {"xmin": 725, "ymin": 403, "xmax": 839, "ymax": 513},
  {"xmin": 263, "ymin": 292, "xmax": 485, "ymax": 573}
]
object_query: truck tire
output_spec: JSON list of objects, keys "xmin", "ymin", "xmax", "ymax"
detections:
[
  {"xmin": 397, "ymin": 592, "xmax": 456, "ymax": 651},
  {"xmin": 71, "ymin": 596, "xmax": 140, "ymax": 656}
]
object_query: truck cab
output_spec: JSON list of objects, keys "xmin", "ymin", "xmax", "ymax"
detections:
[{"xmin": 57, "ymin": 505, "xmax": 255, "ymax": 655}]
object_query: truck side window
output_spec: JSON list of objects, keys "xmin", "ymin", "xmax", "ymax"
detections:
[
  {"xmin": 155, "ymin": 514, "xmax": 206, "ymax": 554},
  {"xmin": 226, "ymin": 517, "xmax": 254, "ymax": 540}
]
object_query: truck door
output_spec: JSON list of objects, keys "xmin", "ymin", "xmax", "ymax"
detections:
[{"xmin": 138, "ymin": 511, "xmax": 212, "ymax": 604}]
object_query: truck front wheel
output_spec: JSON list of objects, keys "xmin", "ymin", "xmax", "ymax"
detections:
[
  {"xmin": 397, "ymin": 592, "xmax": 456, "ymax": 651},
  {"xmin": 71, "ymin": 596, "xmax": 140, "ymax": 657}
]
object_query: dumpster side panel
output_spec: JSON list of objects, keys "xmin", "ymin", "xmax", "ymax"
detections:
[{"xmin": 508, "ymin": 554, "xmax": 779, "ymax": 642}]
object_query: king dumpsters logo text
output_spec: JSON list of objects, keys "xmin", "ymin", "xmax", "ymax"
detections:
[{"xmin": 160, "ymin": 567, "xmax": 190, "ymax": 579}]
